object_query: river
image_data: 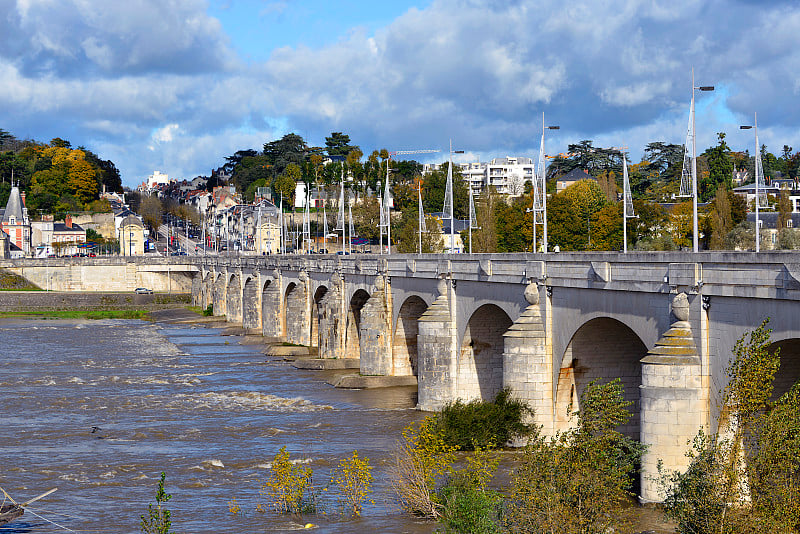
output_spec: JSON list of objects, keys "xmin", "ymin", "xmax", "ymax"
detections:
[
  {"xmin": 0, "ymin": 316, "xmax": 432, "ymax": 533},
  {"xmin": 0, "ymin": 315, "xmax": 675, "ymax": 534}
]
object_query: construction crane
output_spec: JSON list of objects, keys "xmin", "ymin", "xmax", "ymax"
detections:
[
  {"xmin": 381, "ymin": 149, "xmax": 441, "ymax": 255},
  {"xmin": 389, "ymin": 149, "xmax": 441, "ymax": 157}
]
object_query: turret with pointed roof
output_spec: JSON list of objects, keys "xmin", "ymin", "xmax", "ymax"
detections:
[{"xmin": 0, "ymin": 184, "xmax": 31, "ymax": 257}]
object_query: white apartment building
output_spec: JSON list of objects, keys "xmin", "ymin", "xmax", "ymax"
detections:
[
  {"xmin": 422, "ymin": 157, "xmax": 535, "ymax": 195},
  {"xmin": 148, "ymin": 171, "xmax": 171, "ymax": 189}
]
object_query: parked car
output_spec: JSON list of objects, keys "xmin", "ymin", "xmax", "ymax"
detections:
[{"xmin": 134, "ymin": 287, "xmax": 153, "ymax": 294}]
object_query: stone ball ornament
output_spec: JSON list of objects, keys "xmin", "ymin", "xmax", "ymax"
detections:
[
  {"xmin": 524, "ymin": 282, "xmax": 540, "ymax": 305},
  {"xmin": 671, "ymin": 292, "xmax": 690, "ymax": 322}
]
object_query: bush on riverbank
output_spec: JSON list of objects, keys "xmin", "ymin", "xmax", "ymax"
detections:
[
  {"xmin": 505, "ymin": 378, "xmax": 645, "ymax": 534},
  {"xmin": 433, "ymin": 388, "xmax": 535, "ymax": 450}
]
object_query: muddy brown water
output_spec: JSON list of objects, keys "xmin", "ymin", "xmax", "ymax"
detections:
[{"xmin": 0, "ymin": 316, "xmax": 674, "ymax": 533}]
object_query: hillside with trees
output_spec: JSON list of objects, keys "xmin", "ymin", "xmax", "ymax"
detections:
[{"xmin": 0, "ymin": 129, "xmax": 122, "ymax": 217}]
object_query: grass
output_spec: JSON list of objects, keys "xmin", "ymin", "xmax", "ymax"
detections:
[
  {"xmin": 0, "ymin": 287, "xmax": 43, "ymax": 291},
  {"xmin": 0, "ymin": 310, "xmax": 151, "ymax": 320}
]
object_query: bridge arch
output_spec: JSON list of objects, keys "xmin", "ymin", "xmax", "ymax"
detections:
[
  {"xmin": 768, "ymin": 337, "xmax": 800, "ymax": 400},
  {"xmin": 242, "ymin": 276, "xmax": 260, "ymax": 329},
  {"xmin": 345, "ymin": 289, "xmax": 370, "ymax": 359},
  {"xmin": 283, "ymin": 282, "xmax": 297, "ymax": 340},
  {"xmin": 456, "ymin": 304, "xmax": 513, "ymax": 402},
  {"xmin": 226, "ymin": 273, "xmax": 242, "ymax": 322},
  {"xmin": 555, "ymin": 317, "xmax": 647, "ymax": 440},
  {"xmin": 311, "ymin": 285, "xmax": 329, "ymax": 348},
  {"xmin": 392, "ymin": 295, "xmax": 428, "ymax": 376}
]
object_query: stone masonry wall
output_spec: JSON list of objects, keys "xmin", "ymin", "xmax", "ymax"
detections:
[{"xmin": 0, "ymin": 291, "xmax": 190, "ymax": 310}]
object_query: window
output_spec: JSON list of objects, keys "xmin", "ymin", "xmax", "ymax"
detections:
[{"xmin": 788, "ymin": 219, "xmax": 793, "ymax": 228}]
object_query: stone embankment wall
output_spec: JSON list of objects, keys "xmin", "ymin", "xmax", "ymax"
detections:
[
  {"xmin": 0, "ymin": 257, "xmax": 197, "ymax": 292},
  {"xmin": 0, "ymin": 291, "xmax": 190, "ymax": 311}
]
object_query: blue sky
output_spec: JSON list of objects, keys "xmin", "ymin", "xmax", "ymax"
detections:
[
  {"xmin": 1, "ymin": 0, "xmax": 800, "ymax": 187},
  {"xmin": 208, "ymin": 0, "xmax": 431, "ymax": 61}
]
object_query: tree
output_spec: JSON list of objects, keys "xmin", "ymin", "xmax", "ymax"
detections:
[
  {"xmin": 263, "ymin": 133, "xmax": 307, "ymax": 176},
  {"xmin": 776, "ymin": 191, "xmax": 794, "ymax": 249},
  {"xmin": 351, "ymin": 195, "xmax": 380, "ymax": 241},
  {"xmin": 592, "ymin": 203, "xmax": 623, "ymax": 251},
  {"xmin": 506, "ymin": 379, "xmax": 644, "ymax": 534},
  {"xmin": 325, "ymin": 132, "xmax": 357, "ymax": 157},
  {"xmin": 272, "ymin": 173, "xmax": 297, "ymax": 205},
  {"xmin": 669, "ymin": 202, "xmax": 694, "ymax": 249},
  {"xmin": 467, "ymin": 188, "xmax": 498, "ymax": 253},
  {"xmin": 67, "ymin": 158, "xmax": 99, "ymax": 205},
  {"xmin": 139, "ymin": 195, "xmax": 163, "ymax": 233},
  {"xmin": 495, "ymin": 196, "xmax": 529, "ymax": 253},
  {"xmin": 423, "ymin": 165, "xmax": 468, "ymax": 219},
  {"xmin": 545, "ymin": 140, "xmax": 623, "ymax": 180},
  {"xmin": 140, "ymin": 472, "xmax": 174, "ymax": 534},
  {"xmin": 547, "ymin": 179, "xmax": 607, "ymax": 251},
  {"xmin": 660, "ymin": 320, "xmax": 800, "ymax": 534},
  {"xmin": 394, "ymin": 209, "xmax": 443, "ymax": 253},
  {"xmin": 596, "ymin": 170, "xmax": 618, "ymax": 202},
  {"xmin": 700, "ymin": 133, "xmax": 733, "ymax": 202},
  {"xmin": 709, "ymin": 183, "xmax": 733, "ymax": 250}
]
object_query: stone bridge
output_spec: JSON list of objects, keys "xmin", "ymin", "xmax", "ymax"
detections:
[{"xmin": 194, "ymin": 252, "xmax": 800, "ymax": 501}]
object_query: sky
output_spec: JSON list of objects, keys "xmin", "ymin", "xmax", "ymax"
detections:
[{"xmin": 2, "ymin": 0, "xmax": 800, "ymax": 187}]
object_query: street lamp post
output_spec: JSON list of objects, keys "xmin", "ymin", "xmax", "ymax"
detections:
[
  {"xmin": 740, "ymin": 114, "xmax": 762, "ymax": 252},
  {"xmin": 446, "ymin": 141, "xmax": 465, "ymax": 253},
  {"xmin": 539, "ymin": 114, "xmax": 559, "ymax": 253},
  {"xmin": 690, "ymin": 68, "xmax": 715, "ymax": 252}
]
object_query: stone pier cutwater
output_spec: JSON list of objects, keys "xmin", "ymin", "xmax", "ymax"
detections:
[{"xmin": 5, "ymin": 252, "xmax": 800, "ymax": 502}]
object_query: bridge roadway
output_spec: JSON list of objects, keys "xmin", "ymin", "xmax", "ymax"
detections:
[{"xmin": 5, "ymin": 251, "xmax": 800, "ymax": 501}]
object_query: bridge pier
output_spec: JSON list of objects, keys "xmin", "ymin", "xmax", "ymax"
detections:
[
  {"xmin": 639, "ymin": 294, "xmax": 707, "ymax": 502},
  {"xmin": 417, "ymin": 279, "xmax": 456, "ymax": 411},
  {"xmin": 503, "ymin": 283, "xmax": 554, "ymax": 436},
  {"xmin": 261, "ymin": 270, "xmax": 282, "ymax": 338},
  {"xmin": 359, "ymin": 276, "xmax": 393, "ymax": 375},
  {"xmin": 226, "ymin": 272, "xmax": 242, "ymax": 323},
  {"xmin": 318, "ymin": 273, "xmax": 345, "ymax": 358},
  {"xmin": 242, "ymin": 275, "xmax": 261, "ymax": 330},
  {"xmin": 213, "ymin": 273, "xmax": 227, "ymax": 316}
]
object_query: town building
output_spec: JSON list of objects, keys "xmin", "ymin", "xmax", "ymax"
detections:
[
  {"xmin": 0, "ymin": 184, "xmax": 31, "ymax": 258},
  {"xmin": 118, "ymin": 215, "xmax": 145, "ymax": 256},
  {"xmin": 31, "ymin": 214, "xmax": 87, "ymax": 257},
  {"xmin": 556, "ymin": 168, "xmax": 596, "ymax": 193},
  {"xmin": 746, "ymin": 212, "xmax": 800, "ymax": 249},
  {"xmin": 423, "ymin": 157, "xmax": 535, "ymax": 195},
  {"xmin": 256, "ymin": 215, "xmax": 281, "ymax": 254}
]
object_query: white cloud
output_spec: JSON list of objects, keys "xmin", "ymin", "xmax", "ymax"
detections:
[{"xmin": 2, "ymin": 0, "xmax": 800, "ymax": 185}]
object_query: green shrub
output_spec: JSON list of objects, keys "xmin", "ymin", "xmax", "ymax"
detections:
[
  {"xmin": 505, "ymin": 379, "xmax": 645, "ymax": 534},
  {"xmin": 140, "ymin": 472, "xmax": 174, "ymax": 534},
  {"xmin": 438, "ymin": 474, "xmax": 502, "ymax": 534},
  {"xmin": 203, "ymin": 304, "xmax": 213, "ymax": 316},
  {"xmin": 434, "ymin": 388, "xmax": 534, "ymax": 450}
]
